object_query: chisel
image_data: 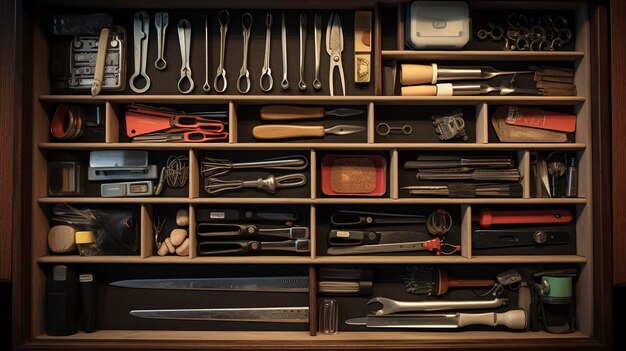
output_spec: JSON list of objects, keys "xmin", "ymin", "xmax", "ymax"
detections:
[
  {"xmin": 260, "ymin": 105, "xmax": 363, "ymax": 120},
  {"xmin": 252, "ymin": 124, "xmax": 365, "ymax": 139}
]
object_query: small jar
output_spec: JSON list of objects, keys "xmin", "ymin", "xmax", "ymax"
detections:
[{"xmin": 75, "ymin": 231, "xmax": 99, "ymax": 256}]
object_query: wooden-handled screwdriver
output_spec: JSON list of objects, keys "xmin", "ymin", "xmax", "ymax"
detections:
[
  {"xmin": 260, "ymin": 105, "xmax": 364, "ymax": 120},
  {"xmin": 253, "ymin": 124, "xmax": 365, "ymax": 139}
]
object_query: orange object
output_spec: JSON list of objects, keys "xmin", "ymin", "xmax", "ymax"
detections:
[
  {"xmin": 472, "ymin": 208, "xmax": 573, "ymax": 228},
  {"xmin": 496, "ymin": 106, "xmax": 576, "ymax": 133}
]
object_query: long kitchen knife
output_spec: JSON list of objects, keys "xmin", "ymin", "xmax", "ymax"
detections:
[
  {"xmin": 110, "ymin": 276, "xmax": 309, "ymax": 292},
  {"xmin": 345, "ymin": 310, "xmax": 527, "ymax": 330},
  {"xmin": 130, "ymin": 306, "xmax": 309, "ymax": 323}
]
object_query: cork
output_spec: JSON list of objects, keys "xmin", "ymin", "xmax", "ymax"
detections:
[{"xmin": 330, "ymin": 158, "xmax": 376, "ymax": 194}]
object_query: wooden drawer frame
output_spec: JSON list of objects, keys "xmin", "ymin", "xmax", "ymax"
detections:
[{"xmin": 10, "ymin": 0, "xmax": 613, "ymax": 350}]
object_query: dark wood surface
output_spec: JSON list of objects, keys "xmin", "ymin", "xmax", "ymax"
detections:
[
  {"xmin": 612, "ymin": 0, "xmax": 626, "ymax": 286},
  {"xmin": 0, "ymin": 0, "xmax": 17, "ymax": 282}
]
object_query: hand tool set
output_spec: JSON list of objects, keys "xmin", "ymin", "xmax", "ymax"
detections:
[
  {"xmin": 402, "ymin": 155, "xmax": 522, "ymax": 198},
  {"xmin": 195, "ymin": 207, "xmax": 310, "ymax": 256},
  {"xmin": 326, "ymin": 209, "xmax": 460, "ymax": 255},
  {"xmin": 201, "ymin": 155, "xmax": 308, "ymax": 195},
  {"xmin": 125, "ymin": 103, "xmax": 228, "ymax": 142}
]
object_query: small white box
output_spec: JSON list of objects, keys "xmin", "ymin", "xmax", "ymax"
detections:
[{"xmin": 406, "ymin": 1, "xmax": 471, "ymax": 49}]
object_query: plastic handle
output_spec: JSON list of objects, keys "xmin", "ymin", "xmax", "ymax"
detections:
[
  {"xmin": 448, "ymin": 279, "xmax": 496, "ymax": 288},
  {"xmin": 457, "ymin": 310, "xmax": 527, "ymax": 330},
  {"xmin": 260, "ymin": 105, "xmax": 326, "ymax": 120},
  {"xmin": 252, "ymin": 125, "xmax": 326, "ymax": 139},
  {"xmin": 473, "ymin": 208, "xmax": 573, "ymax": 228}
]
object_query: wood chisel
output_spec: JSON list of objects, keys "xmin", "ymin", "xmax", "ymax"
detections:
[
  {"xmin": 260, "ymin": 105, "xmax": 364, "ymax": 120},
  {"xmin": 252, "ymin": 124, "xmax": 365, "ymax": 139}
]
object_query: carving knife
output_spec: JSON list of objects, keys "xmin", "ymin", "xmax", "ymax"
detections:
[
  {"xmin": 130, "ymin": 306, "xmax": 309, "ymax": 323},
  {"xmin": 252, "ymin": 124, "xmax": 366, "ymax": 139},
  {"xmin": 110, "ymin": 276, "xmax": 309, "ymax": 292},
  {"xmin": 260, "ymin": 105, "xmax": 364, "ymax": 120},
  {"xmin": 345, "ymin": 310, "xmax": 527, "ymax": 330}
]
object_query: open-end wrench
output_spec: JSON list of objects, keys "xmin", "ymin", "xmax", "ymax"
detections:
[{"xmin": 129, "ymin": 11, "xmax": 150, "ymax": 93}]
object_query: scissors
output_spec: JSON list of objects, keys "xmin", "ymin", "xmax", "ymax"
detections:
[
  {"xmin": 214, "ymin": 10, "xmax": 230, "ymax": 93},
  {"xmin": 326, "ymin": 12, "xmax": 345, "ymax": 96},
  {"xmin": 260, "ymin": 13, "xmax": 273, "ymax": 92},
  {"xmin": 237, "ymin": 12, "xmax": 253, "ymax": 94},
  {"xmin": 177, "ymin": 19, "xmax": 194, "ymax": 94},
  {"xmin": 133, "ymin": 130, "xmax": 229, "ymax": 143}
]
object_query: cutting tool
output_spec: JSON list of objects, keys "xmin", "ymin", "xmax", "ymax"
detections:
[
  {"xmin": 196, "ymin": 223, "xmax": 310, "ymax": 239},
  {"xmin": 197, "ymin": 238, "xmax": 310, "ymax": 255},
  {"xmin": 130, "ymin": 306, "xmax": 309, "ymax": 323},
  {"xmin": 252, "ymin": 124, "xmax": 365, "ymax": 139},
  {"xmin": 326, "ymin": 12, "xmax": 346, "ymax": 96}
]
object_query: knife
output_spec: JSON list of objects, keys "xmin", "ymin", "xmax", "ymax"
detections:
[
  {"xmin": 328, "ymin": 230, "xmax": 431, "ymax": 246},
  {"xmin": 130, "ymin": 306, "xmax": 309, "ymax": 323},
  {"xmin": 260, "ymin": 105, "xmax": 364, "ymax": 120},
  {"xmin": 111, "ymin": 276, "xmax": 373, "ymax": 295},
  {"xmin": 197, "ymin": 239, "xmax": 310, "ymax": 255},
  {"xmin": 252, "ymin": 124, "xmax": 366, "ymax": 139},
  {"xmin": 110, "ymin": 276, "xmax": 310, "ymax": 292},
  {"xmin": 345, "ymin": 310, "xmax": 527, "ymax": 330}
]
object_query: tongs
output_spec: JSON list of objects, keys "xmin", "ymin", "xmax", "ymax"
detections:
[
  {"xmin": 197, "ymin": 223, "xmax": 309, "ymax": 239},
  {"xmin": 202, "ymin": 155, "xmax": 309, "ymax": 178},
  {"xmin": 197, "ymin": 239, "xmax": 310, "ymax": 255}
]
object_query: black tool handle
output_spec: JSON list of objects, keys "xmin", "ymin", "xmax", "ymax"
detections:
[
  {"xmin": 473, "ymin": 230, "xmax": 571, "ymax": 249},
  {"xmin": 196, "ymin": 209, "xmax": 299, "ymax": 223},
  {"xmin": 328, "ymin": 230, "xmax": 379, "ymax": 246},
  {"xmin": 196, "ymin": 223, "xmax": 257, "ymax": 237},
  {"xmin": 253, "ymin": 211, "xmax": 299, "ymax": 222},
  {"xmin": 197, "ymin": 240, "xmax": 261, "ymax": 255},
  {"xmin": 79, "ymin": 273, "xmax": 97, "ymax": 333},
  {"xmin": 196, "ymin": 209, "xmax": 241, "ymax": 222},
  {"xmin": 46, "ymin": 265, "xmax": 78, "ymax": 336}
]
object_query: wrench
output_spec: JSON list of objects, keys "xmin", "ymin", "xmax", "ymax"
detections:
[
  {"xmin": 129, "ymin": 11, "xmax": 150, "ymax": 93},
  {"xmin": 259, "ymin": 13, "xmax": 273, "ymax": 92},
  {"xmin": 154, "ymin": 12, "xmax": 168, "ymax": 70},
  {"xmin": 177, "ymin": 19, "xmax": 194, "ymax": 94},
  {"xmin": 280, "ymin": 12, "xmax": 289, "ymax": 90},
  {"xmin": 237, "ymin": 13, "xmax": 253, "ymax": 94},
  {"xmin": 298, "ymin": 13, "xmax": 307, "ymax": 91},
  {"xmin": 202, "ymin": 13, "xmax": 211, "ymax": 92},
  {"xmin": 213, "ymin": 10, "xmax": 230, "ymax": 93},
  {"xmin": 313, "ymin": 13, "xmax": 322, "ymax": 90}
]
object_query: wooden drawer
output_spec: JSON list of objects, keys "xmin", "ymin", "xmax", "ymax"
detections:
[{"xmin": 12, "ymin": 0, "xmax": 613, "ymax": 350}]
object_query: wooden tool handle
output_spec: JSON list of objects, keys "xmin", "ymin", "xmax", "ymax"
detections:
[
  {"xmin": 448, "ymin": 279, "xmax": 497, "ymax": 288},
  {"xmin": 401, "ymin": 85, "xmax": 438, "ymax": 96},
  {"xmin": 458, "ymin": 310, "xmax": 527, "ymax": 329},
  {"xmin": 400, "ymin": 64, "xmax": 434, "ymax": 85},
  {"xmin": 252, "ymin": 125, "xmax": 325, "ymax": 139},
  {"xmin": 260, "ymin": 105, "xmax": 325, "ymax": 120}
]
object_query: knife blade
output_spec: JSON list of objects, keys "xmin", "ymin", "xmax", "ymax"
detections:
[
  {"xmin": 260, "ymin": 105, "xmax": 363, "ymax": 120},
  {"xmin": 130, "ymin": 306, "xmax": 309, "ymax": 323},
  {"xmin": 345, "ymin": 310, "xmax": 527, "ymax": 329},
  {"xmin": 110, "ymin": 276, "xmax": 309, "ymax": 292}
]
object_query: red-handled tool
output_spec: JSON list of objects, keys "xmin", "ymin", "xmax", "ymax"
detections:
[{"xmin": 473, "ymin": 208, "xmax": 572, "ymax": 228}]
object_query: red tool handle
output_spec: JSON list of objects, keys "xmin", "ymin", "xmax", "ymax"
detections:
[
  {"xmin": 172, "ymin": 115, "xmax": 225, "ymax": 131},
  {"xmin": 182, "ymin": 131, "xmax": 229, "ymax": 142},
  {"xmin": 436, "ymin": 269, "xmax": 496, "ymax": 295},
  {"xmin": 472, "ymin": 208, "xmax": 573, "ymax": 228}
]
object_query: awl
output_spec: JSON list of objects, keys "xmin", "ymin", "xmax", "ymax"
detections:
[
  {"xmin": 130, "ymin": 306, "xmax": 309, "ymax": 323},
  {"xmin": 345, "ymin": 310, "xmax": 527, "ymax": 330},
  {"xmin": 253, "ymin": 124, "xmax": 365, "ymax": 140},
  {"xmin": 260, "ymin": 105, "xmax": 363, "ymax": 120}
]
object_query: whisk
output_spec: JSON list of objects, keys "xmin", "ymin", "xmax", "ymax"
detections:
[
  {"xmin": 403, "ymin": 266, "xmax": 496, "ymax": 296},
  {"xmin": 201, "ymin": 155, "xmax": 308, "ymax": 178},
  {"xmin": 204, "ymin": 173, "xmax": 308, "ymax": 194}
]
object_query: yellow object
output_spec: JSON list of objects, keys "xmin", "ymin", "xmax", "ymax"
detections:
[{"xmin": 75, "ymin": 231, "xmax": 96, "ymax": 244}]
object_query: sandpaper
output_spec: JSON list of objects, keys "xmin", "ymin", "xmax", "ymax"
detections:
[{"xmin": 330, "ymin": 158, "xmax": 376, "ymax": 194}]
